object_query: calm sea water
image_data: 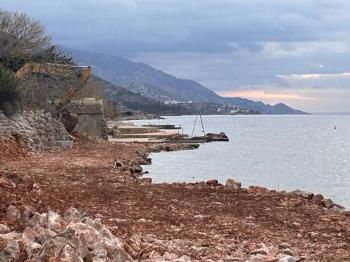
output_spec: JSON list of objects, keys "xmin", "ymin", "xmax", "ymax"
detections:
[{"xmin": 132, "ymin": 115, "xmax": 350, "ymax": 208}]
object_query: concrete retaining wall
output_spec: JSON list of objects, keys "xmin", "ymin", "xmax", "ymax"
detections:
[{"xmin": 68, "ymin": 98, "xmax": 107, "ymax": 139}]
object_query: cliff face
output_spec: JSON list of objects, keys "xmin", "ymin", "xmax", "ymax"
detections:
[{"xmin": 67, "ymin": 48, "xmax": 306, "ymax": 115}]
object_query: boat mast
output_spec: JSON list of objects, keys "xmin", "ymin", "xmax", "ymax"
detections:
[
  {"xmin": 191, "ymin": 113, "xmax": 206, "ymax": 137},
  {"xmin": 191, "ymin": 115, "xmax": 198, "ymax": 137},
  {"xmin": 199, "ymin": 114, "xmax": 205, "ymax": 134}
]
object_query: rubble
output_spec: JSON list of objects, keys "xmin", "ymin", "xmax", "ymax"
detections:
[
  {"xmin": 0, "ymin": 136, "xmax": 350, "ymax": 261},
  {"xmin": 0, "ymin": 206, "xmax": 132, "ymax": 261}
]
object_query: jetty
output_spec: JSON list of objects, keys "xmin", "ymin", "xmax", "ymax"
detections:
[
  {"xmin": 108, "ymin": 121, "xmax": 229, "ymax": 143},
  {"xmin": 142, "ymin": 124, "xmax": 182, "ymax": 130}
]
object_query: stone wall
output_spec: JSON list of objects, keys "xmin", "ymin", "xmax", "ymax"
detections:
[
  {"xmin": 0, "ymin": 110, "xmax": 39, "ymax": 149},
  {"xmin": 0, "ymin": 110, "xmax": 72, "ymax": 150},
  {"xmin": 22, "ymin": 110, "xmax": 71, "ymax": 148},
  {"xmin": 0, "ymin": 111, "xmax": 17, "ymax": 138}
]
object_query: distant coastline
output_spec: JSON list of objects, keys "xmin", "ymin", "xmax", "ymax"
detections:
[{"xmin": 313, "ymin": 112, "xmax": 350, "ymax": 115}]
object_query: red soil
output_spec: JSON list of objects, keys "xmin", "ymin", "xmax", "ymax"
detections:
[{"xmin": 1, "ymin": 137, "xmax": 350, "ymax": 260}]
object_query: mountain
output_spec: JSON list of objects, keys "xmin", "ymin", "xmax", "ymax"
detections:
[
  {"xmin": 66, "ymin": 48, "xmax": 306, "ymax": 114},
  {"xmin": 221, "ymin": 97, "xmax": 306, "ymax": 114},
  {"xmin": 88, "ymin": 75, "xmax": 258, "ymax": 116},
  {"xmin": 88, "ymin": 75, "xmax": 191, "ymax": 115},
  {"xmin": 68, "ymin": 49, "xmax": 219, "ymax": 103}
]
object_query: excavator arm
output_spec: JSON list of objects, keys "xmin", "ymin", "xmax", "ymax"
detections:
[{"xmin": 16, "ymin": 62, "xmax": 91, "ymax": 111}]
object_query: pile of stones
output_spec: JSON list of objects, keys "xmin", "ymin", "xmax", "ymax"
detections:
[{"xmin": 0, "ymin": 206, "xmax": 133, "ymax": 261}]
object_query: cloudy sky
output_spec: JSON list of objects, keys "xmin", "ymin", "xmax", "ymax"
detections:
[{"xmin": 2, "ymin": 0, "xmax": 350, "ymax": 112}]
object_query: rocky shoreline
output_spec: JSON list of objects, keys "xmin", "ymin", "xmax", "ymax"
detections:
[
  {"xmin": 139, "ymin": 143, "xmax": 346, "ymax": 212},
  {"xmin": 1, "ymin": 136, "xmax": 350, "ymax": 261}
]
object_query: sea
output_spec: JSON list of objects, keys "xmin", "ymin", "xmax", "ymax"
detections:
[{"xmin": 131, "ymin": 114, "xmax": 350, "ymax": 208}]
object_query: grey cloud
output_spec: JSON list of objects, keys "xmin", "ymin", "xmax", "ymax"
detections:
[
  {"xmin": 2, "ymin": 0, "xmax": 350, "ymax": 54},
  {"xmin": 2, "ymin": 0, "xmax": 350, "ymax": 112}
]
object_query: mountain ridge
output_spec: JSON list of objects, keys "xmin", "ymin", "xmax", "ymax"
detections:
[{"xmin": 66, "ymin": 48, "xmax": 306, "ymax": 114}]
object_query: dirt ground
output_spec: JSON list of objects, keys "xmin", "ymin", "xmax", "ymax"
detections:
[{"xmin": 1, "ymin": 137, "xmax": 350, "ymax": 261}]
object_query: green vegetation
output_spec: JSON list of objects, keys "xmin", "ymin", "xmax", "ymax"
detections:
[{"xmin": 0, "ymin": 69, "xmax": 19, "ymax": 116}]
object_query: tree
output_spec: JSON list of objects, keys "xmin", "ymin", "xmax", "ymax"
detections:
[
  {"xmin": 0, "ymin": 9, "xmax": 76, "ymax": 113},
  {"xmin": 0, "ymin": 9, "xmax": 50, "ymax": 69},
  {"xmin": 0, "ymin": 9, "xmax": 73, "ymax": 71}
]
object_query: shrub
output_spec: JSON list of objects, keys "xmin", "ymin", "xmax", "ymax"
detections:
[{"xmin": 0, "ymin": 69, "xmax": 20, "ymax": 116}]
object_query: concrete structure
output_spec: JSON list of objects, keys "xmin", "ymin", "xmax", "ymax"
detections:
[{"xmin": 68, "ymin": 98, "xmax": 107, "ymax": 139}]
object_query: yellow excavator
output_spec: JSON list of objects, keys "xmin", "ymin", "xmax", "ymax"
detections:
[{"xmin": 16, "ymin": 62, "xmax": 91, "ymax": 131}]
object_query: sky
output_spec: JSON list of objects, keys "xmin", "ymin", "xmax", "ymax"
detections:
[{"xmin": 1, "ymin": 0, "xmax": 350, "ymax": 112}]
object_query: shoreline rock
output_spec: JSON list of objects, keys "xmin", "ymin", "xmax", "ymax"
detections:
[
  {"xmin": 135, "ymin": 142, "xmax": 347, "ymax": 212},
  {"xmin": 226, "ymin": 178, "xmax": 242, "ymax": 189}
]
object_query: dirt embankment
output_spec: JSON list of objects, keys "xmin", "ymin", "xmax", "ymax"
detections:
[
  {"xmin": 0, "ymin": 136, "xmax": 350, "ymax": 261},
  {"xmin": 0, "ymin": 137, "xmax": 29, "ymax": 158}
]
